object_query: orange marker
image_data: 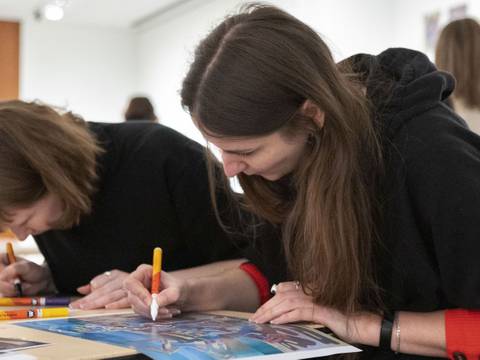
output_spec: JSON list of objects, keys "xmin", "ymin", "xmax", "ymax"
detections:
[
  {"xmin": 0, "ymin": 307, "xmax": 69, "ymax": 321},
  {"xmin": 150, "ymin": 247, "xmax": 162, "ymax": 321},
  {"xmin": 6, "ymin": 242, "xmax": 23, "ymax": 296}
]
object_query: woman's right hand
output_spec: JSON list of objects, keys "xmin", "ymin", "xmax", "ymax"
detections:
[
  {"xmin": 123, "ymin": 264, "xmax": 186, "ymax": 319},
  {"xmin": 0, "ymin": 254, "xmax": 56, "ymax": 296}
]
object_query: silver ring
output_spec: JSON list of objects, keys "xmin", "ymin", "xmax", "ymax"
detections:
[
  {"xmin": 295, "ymin": 281, "xmax": 300, "ymax": 290},
  {"xmin": 270, "ymin": 284, "xmax": 278, "ymax": 295},
  {"xmin": 104, "ymin": 271, "xmax": 112, "ymax": 276}
]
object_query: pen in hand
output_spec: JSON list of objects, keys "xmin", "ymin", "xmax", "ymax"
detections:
[
  {"xmin": 150, "ymin": 247, "xmax": 162, "ymax": 321},
  {"xmin": 6, "ymin": 242, "xmax": 23, "ymax": 297}
]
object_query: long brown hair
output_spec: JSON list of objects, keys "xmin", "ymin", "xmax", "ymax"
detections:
[
  {"xmin": 181, "ymin": 4, "xmax": 382, "ymax": 313},
  {"xmin": 436, "ymin": 18, "xmax": 480, "ymax": 109},
  {"xmin": 0, "ymin": 100, "xmax": 103, "ymax": 229}
]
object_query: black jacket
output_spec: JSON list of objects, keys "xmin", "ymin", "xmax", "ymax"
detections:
[
  {"xmin": 35, "ymin": 122, "xmax": 244, "ymax": 294},
  {"xmin": 250, "ymin": 48, "xmax": 480, "ymax": 360}
]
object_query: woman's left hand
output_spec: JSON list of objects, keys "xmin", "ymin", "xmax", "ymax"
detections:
[
  {"xmin": 70, "ymin": 269, "xmax": 129, "ymax": 310},
  {"xmin": 249, "ymin": 281, "xmax": 381, "ymax": 346}
]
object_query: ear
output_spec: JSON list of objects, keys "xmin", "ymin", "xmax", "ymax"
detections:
[{"xmin": 300, "ymin": 100, "xmax": 325, "ymax": 129}]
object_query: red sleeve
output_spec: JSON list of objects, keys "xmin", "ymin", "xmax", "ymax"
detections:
[
  {"xmin": 446, "ymin": 309, "xmax": 480, "ymax": 359},
  {"xmin": 239, "ymin": 262, "xmax": 271, "ymax": 305}
]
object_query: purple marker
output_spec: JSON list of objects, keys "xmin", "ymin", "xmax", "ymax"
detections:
[{"xmin": 38, "ymin": 297, "xmax": 71, "ymax": 306}]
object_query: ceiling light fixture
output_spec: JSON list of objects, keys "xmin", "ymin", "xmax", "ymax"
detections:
[
  {"xmin": 43, "ymin": 3, "xmax": 64, "ymax": 21},
  {"xmin": 34, "ymin": 0, "xmax": 70, "ymax": 22}
]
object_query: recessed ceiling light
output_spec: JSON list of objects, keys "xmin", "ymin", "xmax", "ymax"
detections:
[{"xmin": 43, "ymin": 3, "xmax": 64, "ymax": 21}]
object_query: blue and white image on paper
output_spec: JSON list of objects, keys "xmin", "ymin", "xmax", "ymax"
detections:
[{"xmin": 17, "ymin": 313, "xmax": 360, "ymax": 359}]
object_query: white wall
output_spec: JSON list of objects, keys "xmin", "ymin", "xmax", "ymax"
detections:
[
  {"xmin": 135, "ymin": 0, "xmax": 395, "ymax": 144},
  {"xmin": 15, "ymin": 1, "xmax": 480, "ymax": 135},
  {"xmin": 20, "ymin": 20, "xmax": 137, "ymax": 123}
]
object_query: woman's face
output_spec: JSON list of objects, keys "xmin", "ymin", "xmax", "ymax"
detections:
[
  {"xmin": 204, "ymin": 130, "xmax": 310, "ymax": 181},
  {"xmin": 4, "ymin": 193, "xmax": 64, "ymax": 240}
]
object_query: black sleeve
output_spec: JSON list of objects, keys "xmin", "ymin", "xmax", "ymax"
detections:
[{"xmin": 406, "ymin": 119, "xmax": 480, "ymax": 308}]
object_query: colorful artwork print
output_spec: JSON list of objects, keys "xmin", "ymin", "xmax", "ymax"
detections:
[{"xmin": 17, "ymin": 313, "xmax": 359, "ymax": 359}]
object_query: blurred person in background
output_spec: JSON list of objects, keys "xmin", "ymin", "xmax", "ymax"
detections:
[
  {"xmin": 436, "ymin": 18, "xmax": 480, "ymax": 134},
  {"xmin": 124, "ymin": 96, "xmax": 158, "ymax": 122}
]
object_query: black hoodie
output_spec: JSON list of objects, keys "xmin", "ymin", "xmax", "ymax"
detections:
[
  {"xmin": 250, "ymin": 48, "xmax": 480, "ymax": 359},
  {"xmin": 359, "ymin": 48, "xmax": 480, "ymax": 359},
  {"xmin": 35, "ymin": 122, "xmax": 244, "ymax": 294}
]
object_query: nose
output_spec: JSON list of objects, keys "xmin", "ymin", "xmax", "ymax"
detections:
[
  {"xmin": 221, "ymin": 153, "xmax": 247, "ymax": 178},
  {"xmin": 9, "ymin": 226, "xmax": 29, "ymax": 241}
]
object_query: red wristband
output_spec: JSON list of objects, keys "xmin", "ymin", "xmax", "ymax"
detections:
[
  {"xmin": 446, "ymin": 309, "xmax": 480, "ymax": 359},
  {"xmin": 239, "ymin": 262, "xmax": 271, "ymax": 305}
]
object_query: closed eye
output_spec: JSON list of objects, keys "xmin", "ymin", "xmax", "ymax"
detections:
[
  {"xmin": 223, "ymin": 148, "xmax": 258, "ymax": 156},
  {"xmin": 239, "ymin": 150, "xmax": 256, "ymax": 156}
]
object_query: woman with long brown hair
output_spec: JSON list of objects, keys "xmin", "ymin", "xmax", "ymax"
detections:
[
  {"xmin": 124, "ymin": 4, "xmax": 480, "ymax": 359},
  {"xmin": 0, "ymin": 100, "xmax": 245, "ymax": 310},
  {"xmin": 436, "ymin": 18, "xmax": 480, "ymax": 134}
]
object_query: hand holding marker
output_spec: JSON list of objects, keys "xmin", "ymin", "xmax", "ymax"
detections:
[{"xmin": 6, "ymin": 242, "xmax": 23, "ymax": 296}]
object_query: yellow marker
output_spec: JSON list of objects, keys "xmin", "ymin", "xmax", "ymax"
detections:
[
  {"xmin": 150, "ymin": 247, "xmax": 162, "ymax": 321},
  {"xmin": 0, "ymin": 307, "xmax": 69, "ymax": 320}
]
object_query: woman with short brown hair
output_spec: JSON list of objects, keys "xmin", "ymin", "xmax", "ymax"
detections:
[
  {"xmin": 0, "ymin": 100, "xmax": 244, "ymax": 309},
  {"xmin": 124, "ymin": 96, "xmax": 158, "ymax": 122}
]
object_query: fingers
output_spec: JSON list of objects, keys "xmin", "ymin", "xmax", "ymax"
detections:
[
  {"xmin": 251, "ymin": 289, "xmax": 313, "ymax": 324},
  {"xmin": 0, "ymin": 280, "xmax": 16, "ymax": 296},
  {"xmin": 123, "ymin": 264, "xmax": 186, "ymax": 320},
  {"xmin": 77, "ymin": 284, "xmax": 91, "ymax": 295},
  {"xmin": 71, "ymin": 272, "xmax": 128, "ymax": 310},
  {"xmin": 0, "ymin": 253, "xmax": 27, "ymax": 268},
  {"xmin": 126, "ymin": 286, "xmax": 150, "ymax": 318},
  {"xmin": 154, "ymin": 286, "xmax": 181, "ymax": 308},
  {"xmin": 17, "ymin": 282, "xmax": 39, "ymax": 296},
  {"xmin": 71, "ymin": 289, "xmax": 128, "ymax": 310},
  {"xmin": 270, "ymin": 307, "xmax": 315, "ymax": 324},
  {"xmin": 123, "ymin": 272, "xmax": 152, "ymax": 317},
  {"xmin": 105, "ymin": 297, "xmax": 130, "ymax": 309},
  {"xmin": 275, "ymin": 281, "xmax": 301, "ymax": 293},
  {"xmin": 254, "ymin": 298, "xmax": 313, "ymax": 324},
  {"xmin": 0, "ymin": 253, "xmax": 9, "ymax": 267},
  {"xmin": 90, "ymin": 270, "xmax": 125, "ymax": 290},
  {"xmin": 0, "ymin": 263, "xmax": 25, "ymax": 281}
]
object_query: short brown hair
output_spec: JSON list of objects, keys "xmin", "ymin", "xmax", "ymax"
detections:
[
  {"xmin": 124, "ymin": 97, "xmax": 157, "ymax": 122},
  {"xmin": 436, "ymin": 18, "xmax": 480, "ymax": 109},
  {"xmin": 0, "ymin": 100, "xmax": 103, "ymax": 229}
]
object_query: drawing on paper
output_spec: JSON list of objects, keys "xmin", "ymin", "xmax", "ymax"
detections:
[{"xmin": 17, "ymin": 312, "xmax": 359, "ymax": 359}]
